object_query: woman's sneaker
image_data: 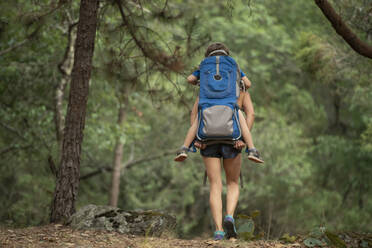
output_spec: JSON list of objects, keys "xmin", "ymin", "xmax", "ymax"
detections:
[
  {"xmin": 213, "ymin": 230, "xmax": 225, "ymax": 241},
  {"xmin": 223, "ymin": 215, "xmax": 237, "ymax": 239},
  {"xmin": 247, "ymin": 148, "xmax": 264, "ymax": 163},
  {"xmin": 174, "ymin": 146, "xmax": 188, "ymax": 162}
]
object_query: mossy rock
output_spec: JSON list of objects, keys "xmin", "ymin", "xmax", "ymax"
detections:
[{"xmin": 68, "ymin": 204, "xmax": 176, "ymax": 237}]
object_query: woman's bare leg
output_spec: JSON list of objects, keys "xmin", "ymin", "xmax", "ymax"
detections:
[
  {"xmin": 238, "ymin": 110, "xmax": 254, "ymax": 149},
  {"xmin": 203, "ymin": 156, "xmax": 224, "ymax": 232},
  {"xmin": 223, "ymin": 154, "xmax": 242, "ymax": 216}
]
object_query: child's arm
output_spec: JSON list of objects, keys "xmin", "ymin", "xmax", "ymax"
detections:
[
  {"xmin": 242, "ymin": 76, "xmax": 251, "ymax": 89},
  {"xmin": 190, "ymin": 97, "xmax": 199, "ymax": 126},
  {"xmin": 187, "ymin": 74, "xmax": 198, "ymax": 85},
  {"xmin": 187, "ymin": 68, "xmax": 200, "ymax": 85}
]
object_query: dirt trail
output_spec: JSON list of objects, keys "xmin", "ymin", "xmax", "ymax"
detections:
[{"xmin": 0, "ymin": 224, "xmax": 304, "ymax": 248}]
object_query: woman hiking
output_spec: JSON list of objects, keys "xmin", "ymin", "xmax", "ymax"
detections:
[{"xmin": 178, "ymin": 43, "xmax": 261, "ymax": 240}]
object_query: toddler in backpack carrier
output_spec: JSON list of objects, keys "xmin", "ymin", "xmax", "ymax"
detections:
[
  {"xmin": 197, "ymin": 55, "xmax": 242, "ymax": 142},
  {"xmin": 174, "ymin": 42, "xmax": 264, "ymax": 164}
]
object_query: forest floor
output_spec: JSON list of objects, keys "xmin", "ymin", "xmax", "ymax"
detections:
[{"xmin": 0, "ymin": 224, "xmax": 305, "ymax": 248}]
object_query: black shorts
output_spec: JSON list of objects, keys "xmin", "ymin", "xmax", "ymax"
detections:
[{"xmin": 200, "ymin": 144, "xmax": 241, "ymax": 159}]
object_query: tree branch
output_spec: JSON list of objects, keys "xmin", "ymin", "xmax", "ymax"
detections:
[
  {"xmin": 0, "ymin": 39, "xmax": 29, "ymax": 57},
  {"xmin": 48, "ymin": 155, "xmax": 58, "ymax": 178},
  {"xmin": 0, "ymin": 121, "xmax": 26, "ymax": 140},
  {"xmin": 0, "ymin": 0, "xmax": 73, "ymax": 57},
  {"xmin": 79, "ymin": 149, "xmax": 177, "ymax": 180},
  {"xmin": 115, "ymin": 0, "xmax": 184, "ymax": 71},
  {"xmin": 314, "ymin": 0, "xmax": 372, "ymax": 59},
  {"xmin": 123, "ymin": 149, "xmax": 177, "ymax": 170},
  {"xmin": 0, "ymin": 145, "xmax": 31, "ymax": 157},
  {"xmin": 0, "ymin": 26, "xmax": 41, "ymax": 57},
  {"xmin": 54, "ymin": 20, "xmax": 78, "ymax": 152},
  {"xmin": 0, "ymin": 146, "xmax": 16, "ymax": 156},
  {"xmin": 79, "ymin": 165, "xmax": 111, "ymax": 180},
  {"xmin": 57, "ymin": 21, "xmax": 78, "ymax": 76}
]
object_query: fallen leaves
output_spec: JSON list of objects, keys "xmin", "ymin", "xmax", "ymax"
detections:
[
  {"xmin": 1, "ymin": 225, "xmax": 304, "ymax": 248},
  {"xmin": 0, "ymin": 225, "xmax": 135, "ymax": 248}
]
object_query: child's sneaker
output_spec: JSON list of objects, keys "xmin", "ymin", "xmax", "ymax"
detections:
[
  {"xmin": 213, "ymin": 230, "xmax": 225, "ymax": 241},
  {"xmin": 247, "ymin": 148, "xmax": 264, "ymax": 163},
  {"xmin": 174, "ymin": 146, "xmax": 188, "ymax": 162},
  {"xmin": 223, "ymin": 215, "xmax": 237, "ymax": 239}
]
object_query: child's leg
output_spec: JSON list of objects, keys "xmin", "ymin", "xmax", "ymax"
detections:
[
  {"xmin": 238, "ymin": 110, "xmax": 254, "ymax": 149},
  {"xmin": 182, "ymin": 117, "xmax": 198, "ymax": 148},
  {"xmin": 174, "ymin": 118, "xmax": 198, "ymax": 162},
  {"xmin": 238, "ymin": 110, "xmax": 264, "ymax": 163}
]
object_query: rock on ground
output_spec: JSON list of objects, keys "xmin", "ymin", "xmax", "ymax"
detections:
[{"xmin": 68, "ymin": 204, "xmax": 176, "ymax": 237}]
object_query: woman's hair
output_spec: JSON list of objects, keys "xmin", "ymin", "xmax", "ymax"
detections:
[{"xmin": 204, "ymin": 42, "xmax": 230, "ymax": 57}]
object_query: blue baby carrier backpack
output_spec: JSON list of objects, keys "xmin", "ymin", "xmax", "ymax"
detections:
[{"xmin": 196, "ymin": 50, "xmax": 242, "ymax": 144}]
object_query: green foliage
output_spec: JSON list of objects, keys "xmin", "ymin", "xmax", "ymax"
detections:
[
  {"xmin": 304, "ymin": 237, "xmax": 325, "ymax": 247},
  {"xmin": 238, "ymin": 219, "xmax": 255, "ymax": 240},
  {"xmin": 302, "ymin": 227, "xmax": 348, "ymax": 248},
  {"xmin": 280, "ymin": 233, "xmax": 297, "ymax": 243},
  {"xmin": 361, "ymin": 120, "xmax": 372, "ymax": 153},
  {"xmin": 236, "ymin": 211, "xmax": 262, "ymax": 241},
  {"xmin": 325, "ymin": 231, "xmax": 347, "ymax": 248}
]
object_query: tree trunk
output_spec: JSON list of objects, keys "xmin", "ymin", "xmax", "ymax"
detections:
[
  {"xmin": 314, "ymin": 0, "xmax": 372, "ymax": 59},
  {"xmin": 55, "ymin": 23, "xmax": 77, "ymax": 154},
  {"xmin": 109, "ymin": 103, "xmax": 127, "ymax": 207},
  {"xmin": 50, "ymin": 0, "xmax": 99, "ymax": 223}
]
